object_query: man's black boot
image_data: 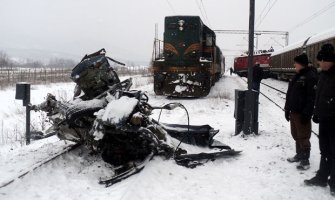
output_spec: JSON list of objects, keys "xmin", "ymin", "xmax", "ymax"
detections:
[
  {"xmin": 297, "ymin": 150, "xmax": 310, "ymax": 170},
  {"xmin": 304, "ymin": 176, "xmax": 328, "ymax": 187},
  {"xmin": 288, "ymin": 144, "xmax": 302, "ymax": 163},
  {"xmin": 297, "ymin": 159, "xmax": 310, "ymax": 170},
  {"xmin": 330, "ymin": 187, "xmax": 335, "ymax": 196},
  {"xmin": 305, "ymin": 157, "xmax": 330, "ymax": 187}
]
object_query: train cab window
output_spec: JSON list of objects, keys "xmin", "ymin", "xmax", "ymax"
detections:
[{"xmin": 206, "ymin": 34, "xmax": 213, "ymax": 46}]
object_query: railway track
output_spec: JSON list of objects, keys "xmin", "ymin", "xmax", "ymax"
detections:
[{"xmin": 0, "ymin": 142, "xmax": 81, "ymax": 189}]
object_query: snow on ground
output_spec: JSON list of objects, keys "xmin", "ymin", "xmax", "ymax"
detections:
[
  {"xmin": 0, "ymin": 74, "xmax": 333, "ymax": 199},
  {"xmin": 0, "ymin": 82, "xmax": 76, "ymax": 148},
  {"xmin": 0, "ymin": 136, "xmax": 75, "ymax": 187}
]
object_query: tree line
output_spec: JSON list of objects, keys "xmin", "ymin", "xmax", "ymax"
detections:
[{"xmin": 0, "ymin": 51, "xmax": 76, "ymax": 70}]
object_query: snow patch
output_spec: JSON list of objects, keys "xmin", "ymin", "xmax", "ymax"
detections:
[
  {"xmin": 171, "ymin": 80, "xmax": 180, "ymax": 84},
  {"xmin": 98, "ymin": 96, "xmax": 138, "ymax": 125},
  {"xmin": 199, "ymin": 57, "xmax": 212, "ymax": 62},
  {"xmin": 72, "ymin": 98, "xmax": 106, "ymax": 110},
  {"xmin": 175, "ymin": 85, "xmax": 188, "ymax": 93},
  {"xmin": 93, "ymin": 130, "xmax": 104, "ymax": 140}
]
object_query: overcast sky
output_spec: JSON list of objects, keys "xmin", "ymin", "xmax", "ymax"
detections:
[{"xmin": 0, "ymin": 0, "xmax": 334, "ymax": 66}]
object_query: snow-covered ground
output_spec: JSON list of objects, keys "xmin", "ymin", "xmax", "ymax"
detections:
[{"xmin": 0, "ymin": 74, "xmax": 332, "ymax": 199}]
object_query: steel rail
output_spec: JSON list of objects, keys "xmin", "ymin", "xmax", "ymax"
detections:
[{"xmin": 0, "ymin": 143, "xmax": 81, "ymax": 189}]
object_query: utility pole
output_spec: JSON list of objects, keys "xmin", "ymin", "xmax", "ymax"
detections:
[
  {"xmin": 243, "ymin": 0, "xmax": 259, "ymax": 135},
  {"xmin": 247, "ymin": 0, "xmax": 255, "ymax": 92}
]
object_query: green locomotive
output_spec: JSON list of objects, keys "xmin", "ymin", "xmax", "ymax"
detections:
[{"xmin": 152, "ymin": 16, "xmax": 225, "ymax": 97}]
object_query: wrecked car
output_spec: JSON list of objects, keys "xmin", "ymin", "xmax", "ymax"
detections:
[{"xmin": 32, "ymin": 49, "xmax": 240, "ymax": 187}]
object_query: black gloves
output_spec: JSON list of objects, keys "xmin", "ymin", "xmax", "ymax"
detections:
[
  {"xmin": 300, "ymin": 115, "xmax": 311, "ymax": 125},
  {"xmin": 285, "ymin": 111, "xmax": 290, "ymax": 122},
  {"xmin": 312, "ymin": 115, "xmax": 320, "ymax": 124}
]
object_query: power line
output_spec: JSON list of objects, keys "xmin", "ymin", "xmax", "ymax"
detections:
[
  {"xmin": 214, "ymin": 30, "xmax": 288, "ymax": 35},
  {"xmin": 200, "ymin": 0, "xmax": 211, "ymax": 27},
  {"xmin": 270, "ymin": 37, "xmax": 284, "ymax": 48},
  {"xmin": 165, "ymin": 0, "xmax": 176, "ymax": 14},
  {"xmin": 237, "ymin": 0, "xmax": 274, "ymax": 51},
  {"xmin": 195, "ymin": 0, "xmax": 208, "ymax": 25},
  {"xmin": 256, "ymin": 0, "xmax": 278, "ymax": 28},
  {"xmin": 289, "ymin": 1, "xmax": 335, "ymax": 32},
  {"xmin": 255, "ymin": 0, "xmax": 271, "ymax": 24}
]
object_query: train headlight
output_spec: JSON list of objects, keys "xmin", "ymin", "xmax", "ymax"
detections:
[{"xmin": 178, "ymin": 20, "xmax": 185, "ymax": 31}]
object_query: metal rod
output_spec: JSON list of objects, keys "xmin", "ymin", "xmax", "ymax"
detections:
[
  {"xmin": 247, "ymin": 0, "xmax": 255, "ymax": 91},
  {"xmin": 26, "ymin": 84, "xmax": 31, "ymax": 145},
  {"xmin": 26, "ymin": 106, "xmax": 30, "ymax": 145},
  {"xmin": 243, "ymin": 0, "xmax": 259, "ymax": 135}
]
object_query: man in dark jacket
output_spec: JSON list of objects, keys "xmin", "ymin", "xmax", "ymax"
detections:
[
  {"xmin": 305, "ymin": 44, "xmax": 335, "ymax": 196},
  {"xmin": 252, "ymin": 63, "xmax": 264, "ymax": 91},
  {"xmin": 230, "ymin": 67, "xmax": 233, "ymax": 76},
  {"xmin": 284, "ymin": 53, "xmax": 318, "ymax": 170}
]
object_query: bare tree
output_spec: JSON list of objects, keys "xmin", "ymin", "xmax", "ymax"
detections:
[
  {"xmin": 48, "ymin": 58, "xmax": 76, "ymax": 68},
  {"xmin": 21, "ymin": 59, "xmax": 44, "ymax": 68},
  {"xmin": 0, "ymin": 51, "xmax": 9, "ymax": 69}
]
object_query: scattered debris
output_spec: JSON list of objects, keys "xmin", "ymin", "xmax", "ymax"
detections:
[{"xmin": 31, "ymin": 49, "xmax": 240, "ymax": 187}]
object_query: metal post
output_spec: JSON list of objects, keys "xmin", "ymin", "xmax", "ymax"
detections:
[
  {"xmin": 26, "ymin": 103, "xmax": 30, "ymax": 145},
  {"xmin": 243, "ymin": 0, "xmax": 259, "ymax": 135},
  {"xmin": 15, "ymin": 83, "xmax": 31, "ymax": 145},
  {"xmin": 285, "ymin": 32, "xmax": 289, "ymax": 46},
  {"xmin": 24, "ymin": 84, "xmax": 31, "ymax": 145}
]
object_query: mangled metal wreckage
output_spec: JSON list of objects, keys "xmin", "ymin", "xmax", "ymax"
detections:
[{"xmin": 32, "ymin": 49, "xmax": 240, "ymax": 187}]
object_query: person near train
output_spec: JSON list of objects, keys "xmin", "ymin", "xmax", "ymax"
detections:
[
  {"xmin": 252, "ymin": 63, "xmax": 264, "ymax": 91},
  {"xmin": 284, "ymin": 53, "xmax": 318, "ymax": 170},
  {"xmin": 305, "ymin": 43, "xmax": 335, "ymax": 196}
]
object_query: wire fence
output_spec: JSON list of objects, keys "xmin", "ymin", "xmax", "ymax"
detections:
[
  {"xmin": 0, "ymin": 66, "xmax": 152, "ymax": 90},
  {"xmin": 0, "ymin": 67, "xmax": 72, "ymax": 90}
]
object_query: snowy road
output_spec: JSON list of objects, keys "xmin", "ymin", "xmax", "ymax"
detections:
[{"xmin": 0, "ymin": 75, "xmax": 332, "ymax": 200}]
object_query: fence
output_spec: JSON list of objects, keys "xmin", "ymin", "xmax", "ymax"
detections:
[
  {"xmin": 0, "ymin": 67, "xmax": 152, "ymax": 90},
  {"xmin": 114, "ymin": 66, "xmax": 151, "ymax": 76},
  {"xmin": 0, "ymin": 67, "xmax": 72, "ymax": 89}
]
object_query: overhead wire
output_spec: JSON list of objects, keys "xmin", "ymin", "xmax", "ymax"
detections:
[
  {"xmin": 289, "ymin": 1, "xmax": 335, "ymax": 32},
  {"xmin": 200, "ymin": 0, "xmax": 212, "ymax": 27},
  {"xmin": 165, "ymin": 0, "xmax": 176, "ymax": 14},
  {"xmin": 256, "ymin": 0, "xmax": 278, "ymax": 28},
  {"xmin": 270, "ymin": 37, "xmax": 284, "ymax": 48},
  {"xmin": 255, "ymin": 0, "xmax": 272, "ymax": 24},
  {"xmin": 253, "ymin": 0, "xmax": 278, "ymax": 49},
  {"xmin": 195, "ymin": 0, "xmax": 208, "ymax": 25},
  {"xmin": 234, "ymin": 0, "xmax": 274, "ymax": 54}
]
